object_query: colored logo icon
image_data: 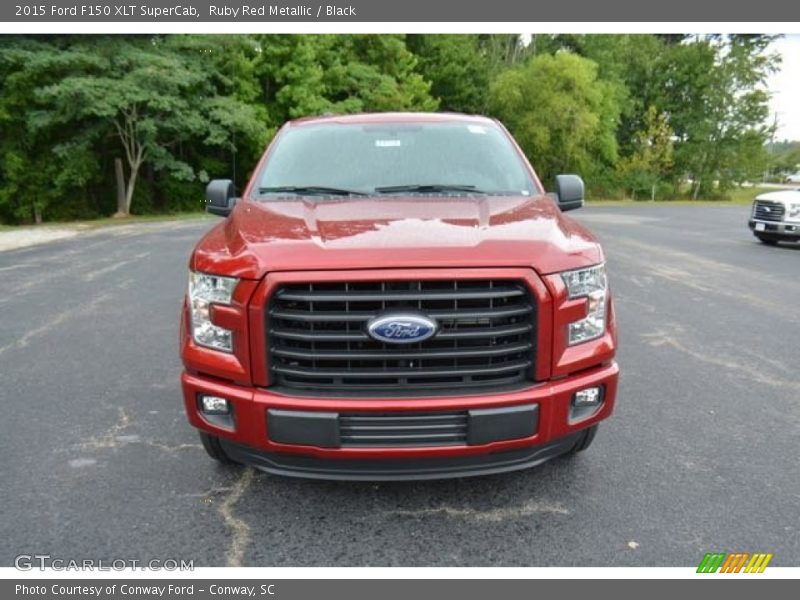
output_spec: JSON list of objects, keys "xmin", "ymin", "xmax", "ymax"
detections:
[{"xmin": 697, "ymin": 552, "xmax": 773, "ymax": 573}]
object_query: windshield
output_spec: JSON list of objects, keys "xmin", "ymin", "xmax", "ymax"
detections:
[{"xmin": 254, "ymin": 121, "xmax": 538, "ymax": 197}]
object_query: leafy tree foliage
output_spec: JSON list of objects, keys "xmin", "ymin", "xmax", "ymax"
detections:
[
  {"xmin": 654, "ymin": 35, "xmax": 778, "ymax": 197},
  {"xmin": 406, "ymin": 35, "xmax": 491, "ymax": 113},
  {"xmin": 256, "ymin": 35, "xmax": 437, "ymax": 122},
  {"xmin": 35, "ymin": 37, "xmax": 264, "ymax": 214},
  {"xmin": 537, "ymin": 34, "xmax": 778, "ymax": 197},
  {"xmin": 489, "ymin": 51, "xmax": 621, "ymax": 187},
  {"xmin": 769, "ymin": 141, "xmax": 800, "ymax": 176},
  {"xmin": 0, "ymin": 33, "xmax": 786, "ymax": 223},
  {"xmin": 0, "ymin": 35, "xmax": 268, "ymax": 220},
  {"xmin": 617, "ymin": 106, "xmax": 674, "ymax": 200}
]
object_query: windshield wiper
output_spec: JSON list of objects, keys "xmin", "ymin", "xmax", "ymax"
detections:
[
  {"xmin": 374, "ymin": 184, "xmax": 486, "ymax": 195},
  {"xmin": 258, "ymin": 186, "xmax": 367, "ymax": 196}
]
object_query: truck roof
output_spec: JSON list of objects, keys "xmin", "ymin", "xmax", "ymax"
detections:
[{"xmin": 287, "ymin": 112, "xmax": 497, "ymax": 127}]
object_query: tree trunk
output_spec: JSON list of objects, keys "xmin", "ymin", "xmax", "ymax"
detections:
[
  {"xmin": 147, "ymin": 163, "xmax": 164, "ymax": 211},
  {"xmin": 124, "ymin": 161, "xmax": 141, "ymax": 215},
  {"xmin": 113, "ymin": 158, "xmax": 127, "ymax": 217},
  {"xmin": 112, "ymin": 110, "xmax": 145, "ymax": 218}
]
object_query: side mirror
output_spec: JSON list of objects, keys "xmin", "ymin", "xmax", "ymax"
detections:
[
  {"xmin": 205, "ymin": 179, "xmax": 237, "ymax": 217},
  {"xmin": 554, "ymin": 174, "xmax": 585, "ymax": 212}
]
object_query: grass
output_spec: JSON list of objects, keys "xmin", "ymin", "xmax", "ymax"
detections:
[
  {"xmin": 77, "ymin": 211, "xmax": 212, "ymax": 229},
  {"xmin": 588, "ymin": 186, "xmax": 775, "ymax": 206},
  {"xmin": 0, "ymin": 211, "xmax": 211, "ymax": 231}
]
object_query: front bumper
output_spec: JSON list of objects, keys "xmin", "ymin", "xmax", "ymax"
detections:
[
  {"xmin": 181, "ymin": 360, "xmax": 618, "ymax": 480},
  {"xmin": 217, "ymin": 432, "xmax": 587, "ymax": 480},
  {"xmin": 749, "ymin": 219, "xmax": 800, "ymax": 240}
]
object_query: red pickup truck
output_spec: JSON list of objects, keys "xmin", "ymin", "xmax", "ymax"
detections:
[{"xmin": 180, "ymin": 112, "xmax": 618, "ymax": 480}]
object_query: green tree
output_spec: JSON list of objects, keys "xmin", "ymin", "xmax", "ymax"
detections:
[
  {"xmin": 1, "ymin": 33, "xmax": 785, "ymax": 222},
  {"xmin": 0, "ymin": 35, "xmax": 269, "ymax": 222},
  {"xmin": 541, "ymin": 34, "xmax": 665, "ymax": 159},
  {"xmin": 0, "ymin": 36, "xmax": 110, "ymax": 223},
  {"xmin": 180, "ymin": 36, "xmax": 272, "ymax": 189},
  {"xmin": 770, "ymin": 141, "xmax": 800, "ymax": 176},
  {"xmin": 320, "ymin": 35, "xmax": 437, "ymax": 113},
  {"xmin": 406, "ymin": 35, "xmax": 491, "ymax": 113},
  {"xmin": 256, "ymin": 35, "xmax": 331, "ymax": 121},
  {"xmin": 256, "ymin": 35, "xmax": 437, "ymax": 123},
  {"xmin": 0, "ymin": 34, "xmax": 439, "ymax": 223},
  {"xmin": 479, "ymin": 34, "xmax": 529, "ymax": 70},
  {"xmin": 33, "ymin": 36, "xmax": 265, "ymax": 216},
  {"xmin": 488, "ymin": 51, "xmax": 621, "ymax": 187},
  {"xmin": 654, "ymin": 35, "xmax": 778, "ymax": 197},
  {"xmin": 617, "ymin": 105, "xmax": 674, "ymax": 199}
]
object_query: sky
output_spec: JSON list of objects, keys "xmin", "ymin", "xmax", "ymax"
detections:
[{"xmin": 768, "ymin": 34, "xmax": 800, "ymax": 142}]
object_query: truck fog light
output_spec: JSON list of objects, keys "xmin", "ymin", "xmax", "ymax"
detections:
[
  {"xmin": 570, "ymin": 386, "xmax": 604, "ymax": 422},
  {"xmin": 199, "ymin": 395, "xmax": 230, "ymax": 415},
  {"xmin": 573, "ymin": 387, "xmax": 602, "ymax": 407}
]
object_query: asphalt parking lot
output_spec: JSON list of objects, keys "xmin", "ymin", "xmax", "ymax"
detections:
[{"xmin": 1, "ymin": 203, "xmax": 798, "ymax": 567}]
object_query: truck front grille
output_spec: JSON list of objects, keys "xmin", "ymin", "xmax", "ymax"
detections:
[
  {"xmin": 339, "ymin": 411, "xmax": 467, "ymax": 447},
  {"xmin": 267, "ymin": 279, "xmax": 536, "ymax": 395},
  {"xmin": 753, "ymin": 200, "xmax": 785, "ymax": 222}
]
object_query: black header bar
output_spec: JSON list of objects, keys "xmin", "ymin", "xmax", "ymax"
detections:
[{"xmin": 2, "ymin": 0, "xmax": 800, "ymax": 23}]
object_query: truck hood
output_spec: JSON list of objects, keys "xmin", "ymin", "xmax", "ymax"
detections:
[
  {"xmin": 756, "ymin": 190, "xmax": 800, "ymax": 204},
  {"xmin": 191, "ymin": 195, "xmax": 603, "ymax": 279}
]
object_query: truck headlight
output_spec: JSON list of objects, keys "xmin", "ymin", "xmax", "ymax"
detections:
[
  {"xmin": 789, "ymin": 204, "xmax": 800, "ymax": 219},
  {"xmin": 561, "ymin": 263, "xmax": 607, "ymax": 345},
  {"xmin": 188, "ymin": 271, "xmax": 238, "ymax": 352}
]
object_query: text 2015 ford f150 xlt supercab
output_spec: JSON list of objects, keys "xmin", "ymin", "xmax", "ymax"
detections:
[{"xmin": 180, "ymin": 112, "xmax": 619, "ymax": 480}]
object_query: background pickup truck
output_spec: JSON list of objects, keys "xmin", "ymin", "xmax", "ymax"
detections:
[
  {"xmin": 180, "ymin": 112, "xmax": 619, "ymax": 480},
  {"xmin": 748, "ymin": 189, "xmax": 800, "ymax": 245}
]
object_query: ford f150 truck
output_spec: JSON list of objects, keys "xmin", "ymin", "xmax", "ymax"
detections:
[
  {"xmin": 748, "ymin": 189, "xmax": 800, "ymax": 245},
  {"xmin": 180, "ymin": 112, "xmax": 619, "ymax": 480}
]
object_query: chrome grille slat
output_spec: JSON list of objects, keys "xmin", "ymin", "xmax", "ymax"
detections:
[
  {"xmin": 270, "ymin": 305, "xmax": 533, "ymax": 322},
  {"xmin": 272, "ymin": 360, "xmax": 532, "ymax": 379},
  {"xmin": 277, "ymin": 287, "xmax": 525, "ymax": 302},
  {"xmin": 270, "ymin": 322, "xmax": 533, "ymax": 342},
  {"xmin": 272, "ymin": 342, "xmax": 531, "ymax": 361}
]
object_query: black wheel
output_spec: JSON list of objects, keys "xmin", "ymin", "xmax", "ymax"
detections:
[
  {"xmin": 199, "ymin": 432, "xmax": 239, "ymax": 464},
  {"xmin": 756, "ymin": 235, "xmax": 779, "ymax": 246},
  {"xmin": 566, "ymin": 425, "xmax": 598, "ymax": 456}
]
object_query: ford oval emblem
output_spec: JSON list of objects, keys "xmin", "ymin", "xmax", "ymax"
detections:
[{"xmin": 367, "ymin": 313, "xmax": 438, "ymax": 344}]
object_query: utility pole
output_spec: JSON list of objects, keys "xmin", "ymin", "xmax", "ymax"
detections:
[{"xmin": 766, "ymin": 112, "xmax": 777, "ymax": 182}]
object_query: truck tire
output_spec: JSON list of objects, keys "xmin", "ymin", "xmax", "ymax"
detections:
[
  {"xmin": 566, "ymin": 424, "xmax": 598, "ymax": 455},
  {"xmin": 756, "ymin": 235, "xmax": 778, "ymax": 246},
  {"xmin": 199, "ymin": 432, "xmax": 239, "ymax": 465}
]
